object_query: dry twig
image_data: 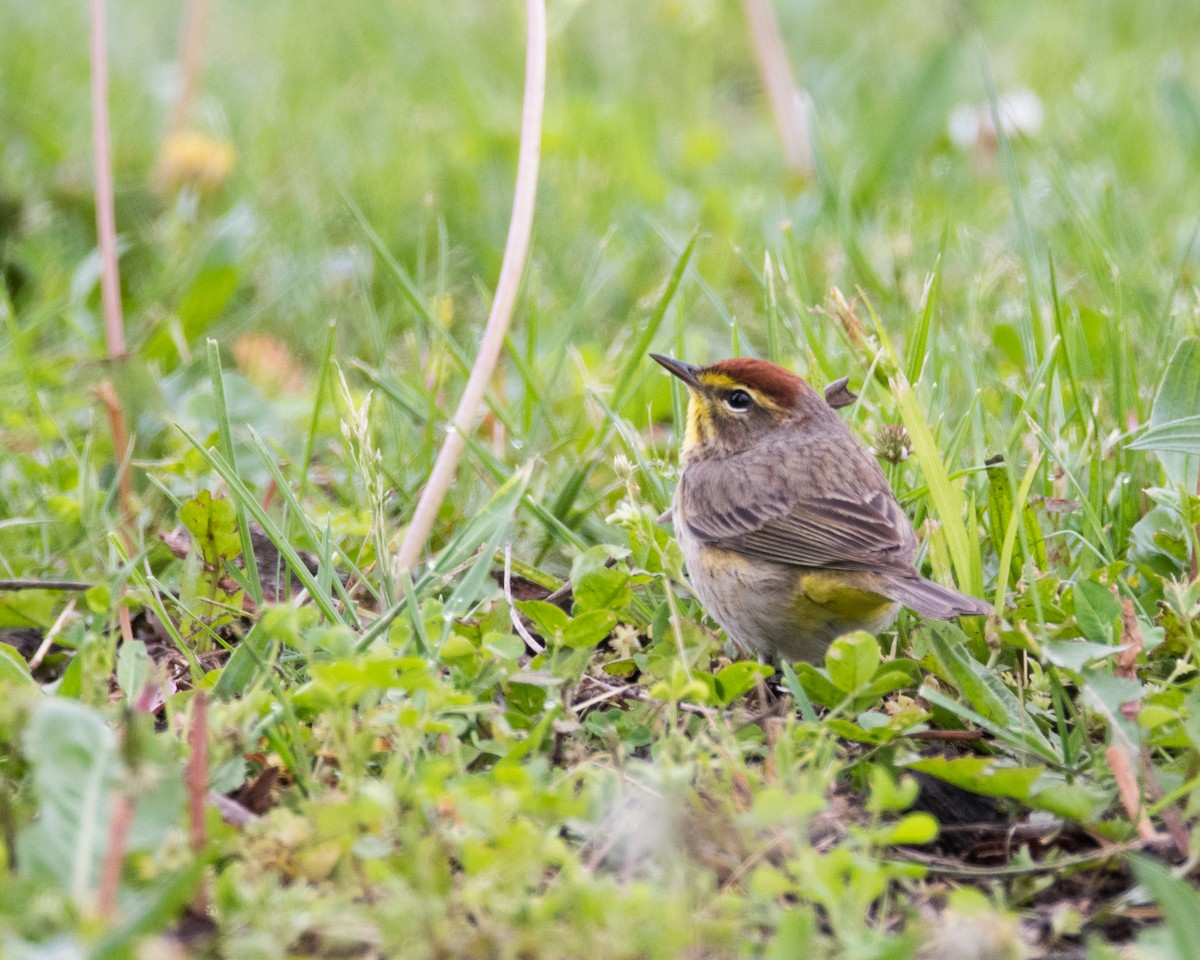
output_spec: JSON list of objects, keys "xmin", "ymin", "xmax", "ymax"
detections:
[
  {"xmin": 504, "ymin": 545, "xmax": 543, "ymax": 653},
  {"xmin": 0, "ymin": 579, "xmax": 93, "ymax": 592},
  {"xmin": 27, "ymin": 597, "xmax": 78, "ymax": 672}
]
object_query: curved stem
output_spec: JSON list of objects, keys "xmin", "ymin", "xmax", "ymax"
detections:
[{"xmin": 395, "ymin": 0, "xmax": 546, "ymax": 576}]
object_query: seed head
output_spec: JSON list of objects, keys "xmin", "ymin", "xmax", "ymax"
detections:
[{"xmin": 871, "ymin": 424, "xmax": 911, "ymax": 464}]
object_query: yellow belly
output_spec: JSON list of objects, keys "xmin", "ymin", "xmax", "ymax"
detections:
[
  {"xmin": 681, "ymin": 538, "xmax": 899, "ymax": 662},
  {"xmin": 792, "ymin": 570, "xmax": 895, "ymax": 623}
]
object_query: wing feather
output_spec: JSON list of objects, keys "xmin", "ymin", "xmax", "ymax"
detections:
[{"xmin": 678, "ymin": 431, "xmax": 918, "ymax": 571}]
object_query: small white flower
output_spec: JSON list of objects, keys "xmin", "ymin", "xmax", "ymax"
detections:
[{"xmin": 949, "ymin": 88, "xmax": 1044, "ymax": 151}]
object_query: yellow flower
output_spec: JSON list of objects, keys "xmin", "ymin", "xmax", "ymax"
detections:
[{"xmin": 157, "ymin": 130, "xmax": 235, "ymax": 192}]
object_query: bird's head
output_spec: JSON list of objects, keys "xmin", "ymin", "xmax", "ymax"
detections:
[{"xmin": 651, "ymin": 354, "xmax": 836, "ymax": 458}]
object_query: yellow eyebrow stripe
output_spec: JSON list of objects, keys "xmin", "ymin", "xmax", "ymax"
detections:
[
  {"xmin": 697, "ymin": 372, "xmax": 739, "ymax": 389},
  {"xmin": 696, "ymin": 372, "xmax": 784, "ymax": 411}
]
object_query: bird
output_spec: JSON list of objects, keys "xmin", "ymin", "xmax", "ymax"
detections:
[{"xmin": 651, "ymin": 353, "xmax": 991, "ymax": 662}]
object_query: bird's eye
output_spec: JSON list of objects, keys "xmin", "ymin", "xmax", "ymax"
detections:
[{"xmin": 725, "ymin": 389, "xmax": 753, "ymax": 411}]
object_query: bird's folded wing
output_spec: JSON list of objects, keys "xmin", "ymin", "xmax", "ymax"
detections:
[{"xmin": 678, "ymin": 459, "xmax": 915, "ymax": 570}]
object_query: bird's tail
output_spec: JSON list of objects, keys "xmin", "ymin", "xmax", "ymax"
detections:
[{"xmin": 879, "ymin": 574, "xmax": 992, "ymax": 619}]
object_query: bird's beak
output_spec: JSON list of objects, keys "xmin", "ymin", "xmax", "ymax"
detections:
[{"xmin": 650, "ymin": 354, "xmax": 702, "ymax": 389}]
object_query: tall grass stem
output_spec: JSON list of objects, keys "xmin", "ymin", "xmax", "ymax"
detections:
[
  {"xmin": 169, "ymin": 0, "xmax": 212, "ymax": 135},
  {"xmin": 741, "ymin": 0, "xmax": 813, "ymax": 178},
  {"xmin": 395, "ymin": 0, "xmax": 546, "ymax": 575},
  {"xmin": 89, "ymin": 0, "xmax": 125, "ymax": 359}
]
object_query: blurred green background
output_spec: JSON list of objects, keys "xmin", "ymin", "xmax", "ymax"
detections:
[
  {"xmin": 4, "ymin": 5, "xmax": 1200, "ymax": 955},
  {"xmin": 3, "ymin": 0, "xmax": 1200, "ymax": 566},
  {"xmin": 5, "ymin": 0, "xmax": 1200, "ymax": 350}
]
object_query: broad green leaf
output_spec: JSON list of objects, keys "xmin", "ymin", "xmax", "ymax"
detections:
[
  {"xmin": 84, "ymin": 583, "xmax": 112, "ymax": 614},
  {"xmin": 572, "ymin": 566, "xmax": 633, "ymax": 615},
  {"xmin": 483, "ymin": 632, "xmax": 525, "ymax": 660},
  {"xmin": 562, "ymin": 610, "xmax": 617, "ymax": 649},
  {"xmin": 55, "ymin": 653, "xmax": 84, "ymax": 699},
  {"xmin": 178, "ymin": 264, "xmax": 240, "ymax": 340},
  {"xmin": 793, "ymin": 663, "xmax": 846, "ymax": 709},
  {"xmin": 568, "ymin": 544, "xmax": 625, "ymax": 585},
  {"xmin": 824, "ymin": 718, "xmax": 897, "ymax": 744},
  {"xmin": 439, "ymin": 633, "xmax": 477, "ymax": 661},
  {"xmin": 867, "ymin": 767, "xmax": 920, "ymax": 813},
  {"xmin": 177, "ymin": 489, "xmax": 245, "ymax": 642},
  {"xmin": 922, "ymin": 622, "xmax": 1055, "ymax": 755},
  {"xmin": 905, "ymin": 755, "xmax": 1042, "ymax": 801},
  {"xmin": 115, "ymin": 641, "xmax": 152, "ymax": 702},
  {"xmin": 1143, "ymin": 338, "xmax": 1200, "ymax": 487},
  {"xmin": 1073, "ymin": 579, "xmax": 1120, "ymax": 644},
  {"xmin": 213, "ymin": 622, "xmax": 275, "ymax": 700},
  {"xmin": 1128, "ymin": 505, "xmax": 1190, "ymax": 576},
  {"xmin": 1028, "ymin": 781, "xmax": 1109, "ymax": 821},
  {"xmin": 1041, "ymin": 639, "xmax": 1121, "ymax": 672},
  {"xmin": 878, "ymin": 812, "xmax": 939, "ymax": 845},
  {"xmin": 1080, "ymin": 670, "xmax": 1143, "ymax": 753},
  {"xmin": 1138, "ymin": 704, "xmax": 1177, "ymax": 730},
  {"xmin": 1128, "ymin": 414, "xmax": 1200, "ymax": 455},
  {"xmin": 0, "ymin": 643, "xmax": 37, "ymax": 689},
  {"xmin": 603, "ymin": 661, "xmax": 640, "ymax": 685},
  {"xmin": 853, "ymin": 669, "xmax": 916, "ymax": 704},
  {"xmin": 178, "ymin": 490, "xmax": 242, "ymax": 567},
  {"xmin": 825, "ymin": 631, "xmax": 880, "ymax": 694},
  {"xmin": 516, "ymin": 600, "xmax": 569, "ymax": 644},
  {"xmin": 502, "ymin": 679, "xmax": 547, "ymax": 722},
  {"xmin": 16, "ymin": 699, "xmax": 118, "ymax": 898},
  {"xmin": 15, "ymin": 700, "xmax": 183, "ymax": 903},
  {"xmin": 647, "ymin": 660, "xmax": 713, "ymax": 703},
  {"xmin": 906, "ymin": 756, "xmax": 1106, "ymax": 821},
  {"xmin": 714, "ymin": 661, "xmax": 773, "ymax": 705},
  {"xmin": 1130, "ymin": 856, "xmax": 1200, "ymax": 960},
  {"xmin": 765, "ymin": 909, "xmax": 815, "ymax": 960}
]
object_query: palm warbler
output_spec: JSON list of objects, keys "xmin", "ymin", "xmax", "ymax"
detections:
[{"xmin": 652, "ymin": 354, "xmax": 990, "ymax": 662}]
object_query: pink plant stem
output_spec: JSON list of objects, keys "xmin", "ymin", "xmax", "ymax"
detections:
[
  {"xmin": 169, "ymin": 0, "xmax": 213, "ymax": 135},
  {"xmin": 96, "ymin": 683, "xmax": 158, "ymax": 919},
  {"xmin": 96, "ymin": 794, "xmax": 134, "ymax": 919},
  {"xmin": 89, "ymin": 0, "xmax": 126, "ymax": 359},
  {"xmin": 187, "ymin": 692, "xmax": 210, "ymax": 913},
  {"xmin": 741, "ymin": 0, "xmax": 813, "ymax": 178},
  {"xmin": 395, "ymin": 0, "xmax": 546, "ymax": 575}
]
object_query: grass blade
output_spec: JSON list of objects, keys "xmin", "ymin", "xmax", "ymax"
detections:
[
  {"xmin": 206, "ymin": 339, "xmax": 264, "ymax": 607},
  {"xmin": 610, "ymin": 228, "xmax": 698, "ymax": 412}
]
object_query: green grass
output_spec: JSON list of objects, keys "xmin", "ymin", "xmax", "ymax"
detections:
[{"xmin": 3, "ymin": 0, "xmax": 1200, "ymax": 957}]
